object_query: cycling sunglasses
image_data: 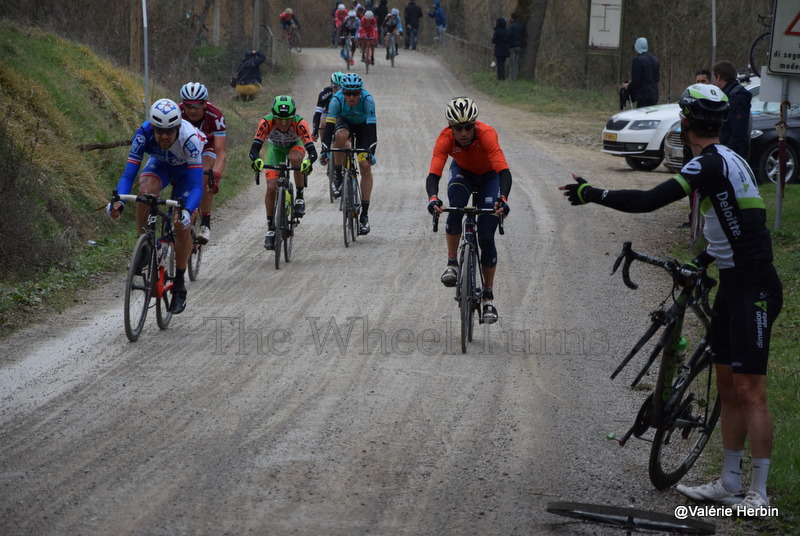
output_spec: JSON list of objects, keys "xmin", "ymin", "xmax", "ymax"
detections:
[
  {"xmin": 343, "ymin": 90, "xmax": 362, "ymax": 97},
  {"xmin": 183, "ymin": 101, "xmax": 205, "ymax": 110},
  {"xmin": 451, "ymin": 123, "xmax": 475, "ymax": 132}
]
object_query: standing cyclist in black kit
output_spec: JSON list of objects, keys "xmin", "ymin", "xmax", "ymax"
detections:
[{"xmin": 560, "ymin": 84, "xmax": 782, "ymax": 514}]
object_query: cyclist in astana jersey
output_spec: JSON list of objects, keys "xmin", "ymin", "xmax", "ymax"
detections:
[
  {"xmin": 108, "ymin": 98, "xmax": 205, "ymax": 314},
  {"xmin": 561, "ymin": 84, "xmax": 782, "ymax": 514},
  {"xmin": 179, "ymin": 82, "xmax": 226, "ymax": 245},
  {"xmin": 358, "ymin": 10, "xmax": 379, "ymax": 65},
  {"xmin": 321, "ymin": 73, "xmax": 377, "ymax": 235},
  {"xmin": 382, "ymin": 9, "xmax": 402, "ymax": 59},
  {"xmin": 312, "ymin": 71, "xmax": 345, "ymax": 142},
  {"xmin": 338, "ymin": 11, "xmax": 360, "ymax": 65},
  {"xmin": 249, "ymin": 95, "xmax": 318, "ymax": 250},
  {"xmin": 426, "ymin": 97, "xmax": 512, "ymax": 324}
]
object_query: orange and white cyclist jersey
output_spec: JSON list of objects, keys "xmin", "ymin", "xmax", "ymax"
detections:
[
  {"xmin": 253, "ymin": 113, "xmax": 314, "ymax": 149},
  {"xmin": 428, "ymin": 121, "xmax": 509, "ymax": 177},
  {"xmin": 358, "ymin": 16, "xmax": 379, "ymax": 41},
  {"xmin": 179, "ymin": 101, "xmax": 226, "ymax": 155}
]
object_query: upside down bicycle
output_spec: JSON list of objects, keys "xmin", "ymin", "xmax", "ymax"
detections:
[{"xmin": 609, "ymin": 242, "xmax": 721, "ymax": 490}]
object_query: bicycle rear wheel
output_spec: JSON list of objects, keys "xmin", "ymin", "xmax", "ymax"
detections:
[
  {"xmin": 188, "ymin": 227, "xmax": 203, "ymax": 281},
  {"xmin": 155, "ymin": 240, "xmax": 175, "ymax": 330},
  {"xmin": 649, "ymin": 349, "xmax": 721, "ymax": 489},
  {"xmin": 274, "ymin": 184, "xmax": 286, "ymax": 269},
  {"xmin": 546, "ymin": 501, "xmax": 715, "ymax": 535},
  {"xmin": 124, "ymin": 234, "xmax": 153, "ymax": 342},
  {"xmin": 458, "ymin": 243, "xmax": 474, "ymax": 354},
  {"xmin": 749, "ymin": 32, "xmax": 770, "ymax": 76}
]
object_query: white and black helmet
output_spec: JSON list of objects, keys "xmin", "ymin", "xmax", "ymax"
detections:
[
  {"xmin": 180, "ymin": 82, "xmax": 208, "ymax": 102},
  {"xmin": 149, "ymin": 98, "xmax": 182, "ymax": 129},
  {"xmin": 445, "ymin": 96, "xmax": 478, "ymax": 125}
]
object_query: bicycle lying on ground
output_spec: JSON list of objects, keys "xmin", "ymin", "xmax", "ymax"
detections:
[
  {"xmin": 432, "ymin": 202, "xmax": 504, "ymax": 354},
  {"xmin": 329, "ymin": 146, "xmax": 366, "ymax": 247},
  {"xmin": 546, "ymin": 501, "xmax": 715, "ymax": 535},
  {"xmin": 113, "ymin": 190, "xmax": 182, "ymax": 342},
  {"xmin": 608, "ymin": 242, "xmax": 721, "ymax": 490},
  {"xmin": 255, "ymin": 160, "xmax": 304, "ymax": 269}
]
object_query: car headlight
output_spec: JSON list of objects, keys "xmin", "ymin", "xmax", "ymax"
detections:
[
  {"xmin": 750, "ymin": 129, "xmax": 763, "ymax": 140},
  {"xmin": 629, "ymin": 120, "xmax": 661, "ymax": 130}
]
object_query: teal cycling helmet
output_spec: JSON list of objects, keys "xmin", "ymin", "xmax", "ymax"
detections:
[
  {"xmin": 340, "ymin": 73, "xmax": 363, "ymax": 91},
  {"xmin": 272, "ymin": 95, "xmax": 296, "ymax": 118},
  {"xmin": 331, "ymin": 71, "xmax": 346, "ymax": 88}
]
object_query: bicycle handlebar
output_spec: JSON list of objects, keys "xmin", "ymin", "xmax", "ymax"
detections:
[
  {"xmin": 611, "ymin": 241, "xmax": 693, "ymax": 290},
  {"xmin": 114, "ymin": 191, "xmax": 181, "ymax": 209},
  {"xmin": 432, "ymin": 206, "xmax": 505, "ymax": 235},
  {"xmin": 328, "ymin": 147, "xmax": 369, "ymax": 153}
]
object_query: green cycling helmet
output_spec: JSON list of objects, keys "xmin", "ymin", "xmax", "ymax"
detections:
[
  {"xmin": 331, "ymin": 71, "xmax": 346, "ymax": 88},
  {"xmin": 272, "ymin": 95, "xmax": 296, "ymax": 118}
]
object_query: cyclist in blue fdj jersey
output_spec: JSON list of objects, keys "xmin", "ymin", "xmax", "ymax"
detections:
[
  {"xmin": 320, "ymin": 73, "xmax": 377, "ymax": 235},
  {"xmin": 108, "ymin": 98, "xmax": 205, "ymax": 314},
  {"xmin": 560, "ymin": 84, "xmax": 782, "ymax": 514}
]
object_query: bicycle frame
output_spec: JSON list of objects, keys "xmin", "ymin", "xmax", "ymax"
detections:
[
  {"xmin": 329, "ymin": 146, "xmax": 365, "ymax": 247},
  {"xmin": 262, "ymin": 159, "xmax": 301, "ymax": 269},
  {"xmin": 608, "ymin": 241, "xmax": 720, "ymax": 489}
]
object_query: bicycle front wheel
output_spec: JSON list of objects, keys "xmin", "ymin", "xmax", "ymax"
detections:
[
  {"xmin": 546, "ymin": 501, "xmax": 715, "ymax": 535},
  {"xmin": 342, "ymin": 169, "xmax": 352, "ymax": 247},
  {"xmin": 327, "ymin": 158, "xmax": 335, "ymax": 203},
  {"xmin": 274, "ymin": 185, "xmax": 286, "ymax": 269},
  {"xmin": 292, "ymin": 31, "xmax": 302, "ymax": 52},
  {"xmin": 188, "ymin": 233, "xmax": 203, "ymax": 281},
  {"xmin": 124, "ymin": 234, "xmax": 153, "ymax": 342},
  {"xmin": 458, "ymin": 243, "xmax": 474, "ymax": 354},
  {"xmin": 284, "ymin": 187, "xmax": 294, "ymax": 263},
  {"xmin": 155, "ymin": 240, "xmax": 175, "ymax": 330},
  {"xmin": 350, "ymin": 173, "xmax": 360, "ymax": 243},
  {"xmin": 749, "ymin": 32, "xmax": 770, "ymax": 76},
  {"xmin": 649, "ymin": 352, "xmax": 721, "ymax": 489}
]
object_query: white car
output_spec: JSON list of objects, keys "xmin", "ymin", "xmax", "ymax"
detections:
[{"xmin": 602, "ymin": 103, "xmax": 681, "ymax": 171}]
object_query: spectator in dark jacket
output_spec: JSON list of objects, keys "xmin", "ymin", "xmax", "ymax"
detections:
[
  {"xmin": 404, "ymin": 0, "xmax": 423, "ymax": 50},
  {"xmin": 508, "ymin": 12, "xmax": 524, "ymax": 81},
  {"xmin": 713, "ymin": 60, "xmax": 752, "ymax": 159},
  {"xmin": 234, "ymin": 50, "xmax": 266, "ymax": 101},
  {"xmin": 623, "ymin": 37, "xmax": 660, "ymax": 107},
  {"xmin": 374, "ymin": 0, "xmax": 388, "ymax": 40},
  {"xmin": 429, "ymin": 0, "xmax": 446, "ymax": 45},
  {"xmin": 492, "ymin": 18, "xmax": 510, "ymax": 80}
]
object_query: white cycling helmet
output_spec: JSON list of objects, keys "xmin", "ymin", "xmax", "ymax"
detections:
[
  {"xmin": 391, "ymin": 8, "xmax": 399, "ymax": 15},
  {"xmin": 338, "ymin": 3, "xmax": 345, "ymax": 9},
  {"xmin": 445, "ymin": 97, "xmax": 479, "ymax": 125},
  {"xmin": 180, "ymin": 82, "xmax": 208, "ymax": 102},
  {"xmin": 149, "ymin": 98, "xmax": 182, "ymax": 129},
  {"xmin": 348, "ymin": 10, "xmax": 356, "ymax": 17},
  {"xmin": 365, "ymin": 10, "xmax": 373, "ymax": 19}
]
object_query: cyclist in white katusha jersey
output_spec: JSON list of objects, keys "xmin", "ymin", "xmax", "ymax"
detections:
[{"xmin": 560, "ymin": 83, "xmax": 782, "ymax": 516}]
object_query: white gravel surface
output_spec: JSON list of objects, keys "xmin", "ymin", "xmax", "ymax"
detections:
[{"xmin": 0, "ymin": 48, "xmax": 744, "ymax": 535}]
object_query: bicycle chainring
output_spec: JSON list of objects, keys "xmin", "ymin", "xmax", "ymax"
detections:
[{"xmin": 632, "ymin": 393, "xmax": 654, "ymax": 438}]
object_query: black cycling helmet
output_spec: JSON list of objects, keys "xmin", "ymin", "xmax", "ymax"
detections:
[{"xmin": 678, "ymin": 84, "xmax": 729, "ymax": 131}]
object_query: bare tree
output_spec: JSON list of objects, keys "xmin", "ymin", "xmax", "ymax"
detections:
[{"xmin": 518, "ymin": 0, "xmax": 548, "ymax": 79}]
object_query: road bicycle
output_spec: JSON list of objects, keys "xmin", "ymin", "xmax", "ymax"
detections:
[
  {"xmin": 329, "ymin": 146, "xmax": 366, "ymax": 247},
  {"xmin": 361, "ymin": 37, "xmax": 376, "ymax": 74},
  {"xmin": 113, "ymin": 190, "xmax": 182, "ymax": 342},
  {"xmin": 285, "ymin": 25, "xmax": 302, "ymax": 52},
  {"xmin": 343, "ymin": 35, "xmax": 355, "ymax": 70},
  {"xmin": 256, "ymin": 160, "xmax": 303, "ymax": 269},
  {"xmin": 385, "ymin": 32, "xmax": 397, "ymax": 67},
  {"xmin": 608, "ymin": 242, "xmax": 721, "ymax": 490},
  {"xmin": 749, "ymin": 13, "xmax": 772, "ymax": 76},
  {"xmin": 546, "ymin": 501, "xmax": 715, "ymax": 535},
  {"xmin": 326, "ymin": 155, "xmax": 336, "ymax": 203},
  {"xmin": 432, "ymin": 202, "xmax": 504, "ymax": 354}
]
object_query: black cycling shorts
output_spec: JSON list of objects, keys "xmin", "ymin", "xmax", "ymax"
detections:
[{"xmin": 710, "ymin": 263, "xmax": 782, "ymax": 375}]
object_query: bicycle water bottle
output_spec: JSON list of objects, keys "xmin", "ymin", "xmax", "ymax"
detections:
[
  {"xmin": 285, "ymin": 189, "xmax": 292, "ymax": 218},
  {"xmin": 676, "ymin": 337, "xmax": 688, "ymax": 362}
]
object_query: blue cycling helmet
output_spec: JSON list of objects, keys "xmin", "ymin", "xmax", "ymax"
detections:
[{"xmin": 340, "ymin": 73, "xmax": 363, "ymax": 91}]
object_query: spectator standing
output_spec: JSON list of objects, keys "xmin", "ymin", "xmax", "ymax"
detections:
[
  {"xmin": 374, "ymin": 0, "xmax": 388, "ymax": 41},
  {"xmin": 234, "ymin": 50, "xmax": 266, "ymax": 101},
  {"xmin": 429, "ymin": 0, "xmax": 446, "ymax": 46},
  {"xmin": 713, "ymin": 60, "xmax": 752, "ymax": 159},
  {"xmin": 404, "ymin": 0, "xmax": 423, "ymax": 50},
  {"xmin": 491, "ymin": 18, "xmax": 510, "ymax": 81},
  {"xmin": 695, "ymin": 69, "xmax": 712, "ymax": 84},
  {"xmin": 508, "ymin": 12, "xmax": 524, "ymax": 81},
  {"xmin": 623, "ymin": 37, "xmax": 659, "ymax": 108}
]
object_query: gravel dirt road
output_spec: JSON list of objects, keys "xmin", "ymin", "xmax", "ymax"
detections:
[{"xmin": 1, "ymin": 48, "xmax": 740, "ymax": 535}]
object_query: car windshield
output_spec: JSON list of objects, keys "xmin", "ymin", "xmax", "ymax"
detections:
[{"xmin": 747, "ymin": 81, "xmax": 800, "ymax": 114}]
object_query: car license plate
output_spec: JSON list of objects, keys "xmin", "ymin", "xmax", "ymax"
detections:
[{"xmin": 603, "ymin": 132, "xmax": 617, "ymax": 142}]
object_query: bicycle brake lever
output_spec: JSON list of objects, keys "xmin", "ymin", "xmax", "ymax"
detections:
[
  {"xmin": 610, "ymin": 241, "xmax": 631, "ymax": 275},
  {"xmin": 432, "ymin": 213, "xmax": 439, "ymax": 233},
  {"xmin": 254, "ymin": 170, "xmax": 260, "ymax": 186}
]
